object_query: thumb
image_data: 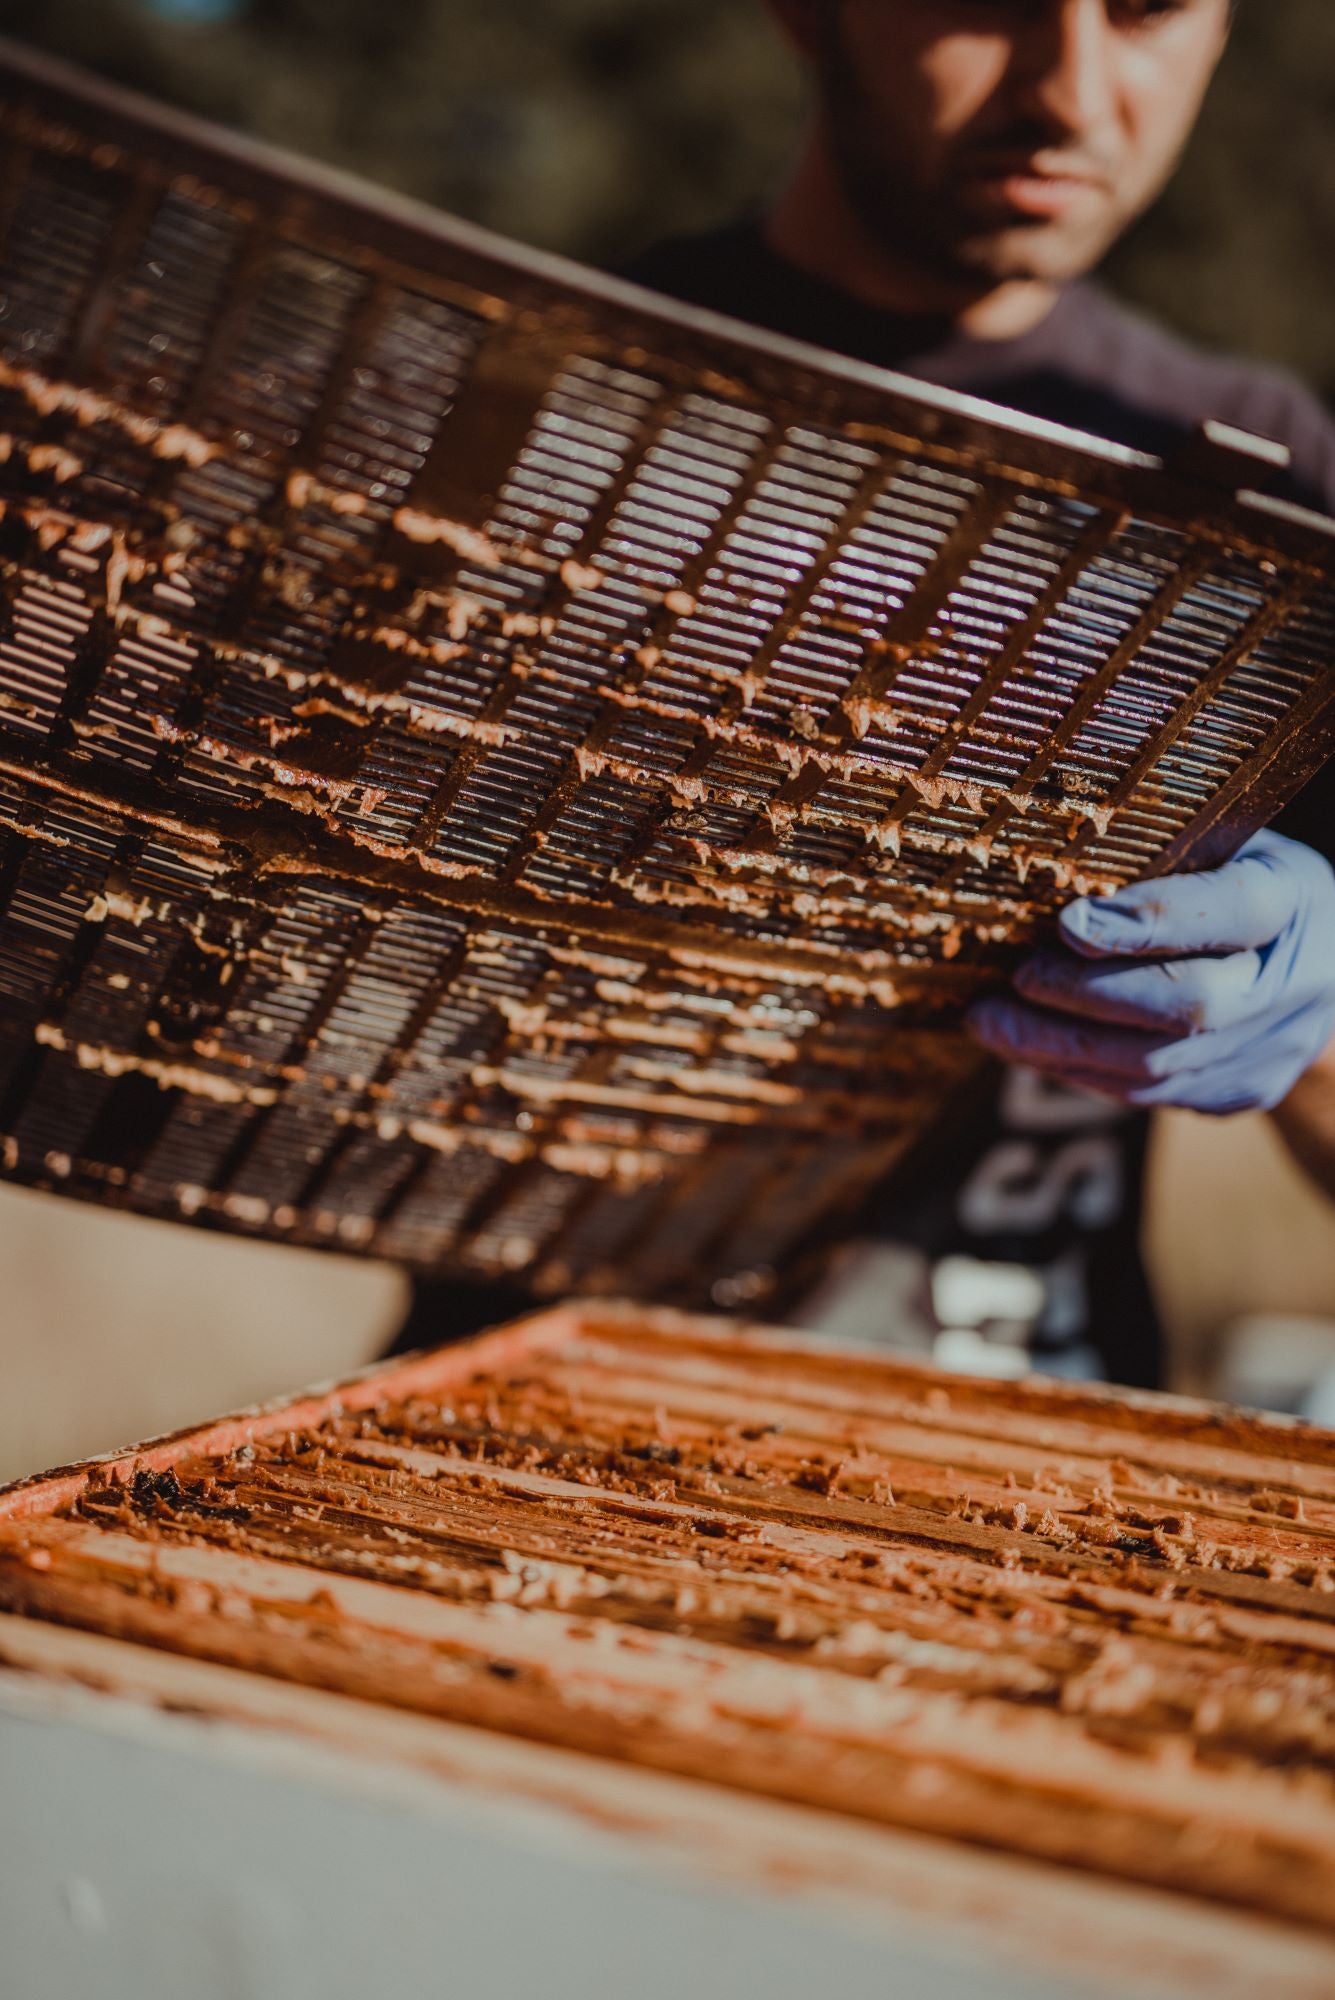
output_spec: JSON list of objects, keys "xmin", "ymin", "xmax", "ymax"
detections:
[{"xmin": 1060, "ymin": 838, "xmax": 1298, "ymax": 960}]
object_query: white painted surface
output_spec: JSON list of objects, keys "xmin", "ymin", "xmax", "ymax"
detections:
[{"xmin": 0, "ymin": 1678, "xmax": 1079, "ymax": 2000}]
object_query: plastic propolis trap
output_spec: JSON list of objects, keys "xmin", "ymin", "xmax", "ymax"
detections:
[{"xmin": 0, "ymin": 41, "xmax": 1332, "ymax": 1306}]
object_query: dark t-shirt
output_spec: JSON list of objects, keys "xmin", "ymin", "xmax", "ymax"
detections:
[
  {"xmin": 620, "ymin": 220, "xmax": 1335, "ymax": 1388},
  {"xmin": 626, "ymin": 220, "xmax": 1335, "ymax": 510}
]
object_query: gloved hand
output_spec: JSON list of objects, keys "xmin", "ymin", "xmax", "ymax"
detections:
[{"xmin": 968, "ymin": 830, "xmax": 1335, "ymax": 1116}]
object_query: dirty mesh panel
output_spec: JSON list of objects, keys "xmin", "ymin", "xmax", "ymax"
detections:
[{"xmin": 0, "ymin": 46, "xmax": 1331, "ymax": 1307}]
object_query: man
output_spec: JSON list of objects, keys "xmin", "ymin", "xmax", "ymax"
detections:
[{"xmin": 623, "ymin": 0, "xmax": 1335, "ymax": 1389}]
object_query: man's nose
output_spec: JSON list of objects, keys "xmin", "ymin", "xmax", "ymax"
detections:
[{"xmin": 1013, "ymin": 0, "xmax": 1119, "ymax": 142}]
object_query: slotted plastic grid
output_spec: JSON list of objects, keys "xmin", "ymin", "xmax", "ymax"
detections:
[{"xmin": 0, "ymin": 42, "xmax": 1332, "ymax": 1308}]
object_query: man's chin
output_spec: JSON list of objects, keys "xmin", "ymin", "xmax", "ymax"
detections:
[
  {"xmin": 950, "ymin": 220, "xmax": 1111, "ymax": 291},
  {"xmin": 850, "ymin": 184, "xmax": 1112, "ymax": 297}
]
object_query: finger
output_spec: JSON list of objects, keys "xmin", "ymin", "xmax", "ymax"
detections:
[
  {"xmin": 1013, "ymin": 946, "xmax": 1265, "ymax": 1034},
  {"xmin": 1059, "ymin": 835, "xmax": 1306, "ymax": 961},
  {"xmin": 1097, "ymin": 1025, "xmax": 1323, "ymax": 1114},
  {"xmin": 999, "ymin": 1047, "xmax": 1251, "ymax": 1112},
  {"xmin": 968, "ymin": 995, "xmax": 1168, "ymax": 1081},
  {"xmin": 1035, "ymin": 1066, "xmax": 1237, "ymax": 1112},
  {"xmin": 975, "ymin": 992, "xmax": 1335, "ymax": 1107}
]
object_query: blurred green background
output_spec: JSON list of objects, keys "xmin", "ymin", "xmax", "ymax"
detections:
[{"xmin": 8, "ymin": 0, "xmax": 1335, "ymax": 403}]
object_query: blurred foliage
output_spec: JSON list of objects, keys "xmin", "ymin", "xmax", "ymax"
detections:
[{"xmin": 6, "ymin": 0, "xmax": 1334, "ymax": 398}]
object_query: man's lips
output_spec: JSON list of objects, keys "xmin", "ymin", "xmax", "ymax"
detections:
[{"xmin": 960, "ymin": 155, "xmax": 1110, "ymax": 220}]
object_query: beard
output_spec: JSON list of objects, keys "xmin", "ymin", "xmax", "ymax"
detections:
[{"xmin": 814, "ymin": 24, "xmax": 1122, "ymax": 293}]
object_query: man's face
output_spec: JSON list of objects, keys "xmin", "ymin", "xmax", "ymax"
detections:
[{"xmin": 777, "ymin": 0, "xmax": 1232, "ymax": 289}]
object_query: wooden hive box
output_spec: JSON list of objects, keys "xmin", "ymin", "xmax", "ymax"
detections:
[{"xmin": 2, "ymin": 1303, "xmax": 1334, "ymax": 2000}]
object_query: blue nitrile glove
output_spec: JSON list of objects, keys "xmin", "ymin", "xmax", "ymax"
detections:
[{"xmin": 968, "ymin": 831, "xmax": 1335, "ymax": 1115}]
